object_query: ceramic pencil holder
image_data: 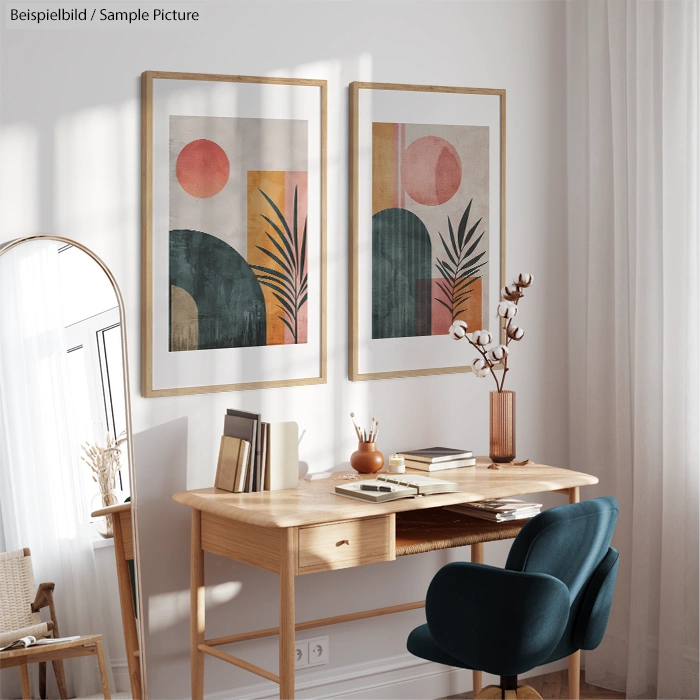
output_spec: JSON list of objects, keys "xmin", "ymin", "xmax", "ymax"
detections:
[{"xmin": 350, "ymin": 442, "xmax": 384, "ymax": 474}]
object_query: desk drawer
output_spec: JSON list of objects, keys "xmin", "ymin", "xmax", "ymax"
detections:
[{"xmin": 297, "ymin": 516, "xmax": 394, "ymax": 574}]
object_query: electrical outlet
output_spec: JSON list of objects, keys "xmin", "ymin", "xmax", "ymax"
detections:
[
  {"xmin": 306, "ymin": 635, "xmax": 330, "ymax": 667},
  {"xmin": 294, "ymin": 640, "xmax": 308, "ymax": 669}
]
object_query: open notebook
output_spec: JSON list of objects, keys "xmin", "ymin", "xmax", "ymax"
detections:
[{"xmin": 334, "ymin": 474, "xmax": 459, "ymax": 503}]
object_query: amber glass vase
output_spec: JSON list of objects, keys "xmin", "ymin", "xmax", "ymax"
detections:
[{"xmin": 489, "ymin": 390, "xmax": 515, "ymax": 463}]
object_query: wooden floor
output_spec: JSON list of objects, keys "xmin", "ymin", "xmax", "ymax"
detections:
[{"xmin": 440, "ymin": 670, "xmax": 626, "ymax": 699}]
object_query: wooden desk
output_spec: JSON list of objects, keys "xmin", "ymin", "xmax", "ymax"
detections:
[
  {"xmin": 174, "ymin": 458, "xmax": 597, "ymax": 700},
  {"xmin": 0, "ymin": 635, "xmax": 110, "ymax": 699}
]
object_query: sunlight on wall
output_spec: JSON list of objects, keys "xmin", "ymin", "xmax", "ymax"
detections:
[
  {"xmin": 53, "ymin": 99, "xmax": 139, "ymax": 292},
  {"xmin": 148, "ymin": 581, "xmax": 242, "ymax": 633},
  {"xmin": 55, "ymin": 105, "xmax": 123, "ymax": 238},
  {"xmin": 0, "ymin": 123, "xmax": 38, "ymax": 236}
]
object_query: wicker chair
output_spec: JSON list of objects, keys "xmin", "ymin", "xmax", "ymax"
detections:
[{"xmin": 0, "ymin": 548, "xmax": 68, "ymax": 699}]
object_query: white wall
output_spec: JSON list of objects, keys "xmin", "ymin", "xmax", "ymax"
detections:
[{"xmin": 0, "ymin": 1, "xmax": 569, "ymax": 697}]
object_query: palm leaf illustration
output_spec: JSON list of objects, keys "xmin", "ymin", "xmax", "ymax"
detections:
[
  {"xmin": 434, "ymin": 199, "xmax": 488, "ymax": 322},
  {"xmin": 250, "ymin": 187, "xmax": 308, "ymax": 343}
]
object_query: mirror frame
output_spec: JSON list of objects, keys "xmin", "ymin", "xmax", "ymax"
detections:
[{"xmin": 0, "ymin": 234, "xmax": 146, "ymax": 698}]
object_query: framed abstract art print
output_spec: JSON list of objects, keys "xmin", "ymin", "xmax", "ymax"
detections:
[
  {"xmin": 349, "ymin": 82, "xmax": 505, "ymax": 381},
  {"xmin": 142, "ymin": 71, "xmax": 326, "ymax": 397}
]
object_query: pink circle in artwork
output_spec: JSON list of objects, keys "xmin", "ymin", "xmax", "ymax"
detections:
[
  {"xmin": 176, "ymin": 139, "xmax": 230, "ymax": 198},
  {"xmin": 401, "ymin": 136, "xmax": 462, "ymax": 206}
]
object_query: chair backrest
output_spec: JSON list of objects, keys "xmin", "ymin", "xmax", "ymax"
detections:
[
  {"xmin": 505, "ymin": 496, "xmax": 618, "ymax": 601},
  {"xmin": 0, "ymin": 548, "xmax": 41, "ymax": 634}
]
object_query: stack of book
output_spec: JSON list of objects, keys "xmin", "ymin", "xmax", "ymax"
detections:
[
  {"xmin": 397, "ymin": 447, "xmax": 476, "ymax": 472},
  {"xmin": 215, "ymin": 409, "xmax": 299, "ymax": 493},
  {"xmin": 446, "ymin": 498, "xmax": 542, "ymax": 522}
]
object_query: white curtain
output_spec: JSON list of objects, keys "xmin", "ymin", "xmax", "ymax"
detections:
[
  {"xmin": 567, "ymin": 1, "xmax": 699, "ymax": 698},
  {"xmin": 0, "ymin": 240, "xmax": 113, "ymax": 697}
]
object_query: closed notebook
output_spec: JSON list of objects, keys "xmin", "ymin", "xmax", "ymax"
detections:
[
  {"xmin": 268, "ymin": 421, "xmax": 299, "ymax": 491},
  {"xmin": 404, "ymin": 457, "xmax": 476, "ymax": 471},
  {"xmin": 222, "ymin": 413, "xmax": 255, "ymax": 492},
  {"xmin": 260, "ymin": 422, "xmax": 269, "ymax": 491},
  {"xmin": 214, "ymin": 436, "xmax": 251, "ymax": 492},
  {"xmin": 224, "ymin": 410, "xmax": 259, "ymax": 492},
  {"xmin": 397, "ymin": 447, "xmax": 473, "ymax": 464}
]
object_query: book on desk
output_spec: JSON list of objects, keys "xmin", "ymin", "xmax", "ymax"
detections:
[
  {"xmin": 215, "ymin": 411, "xmax": 298, "ymax": 493},
  {"xmin": 334, "ymin": 474, "xmax": 460, "ymax": 503},
  {"xmin": 446, "ymin": 498, "xmax": 542, "ymax": 522},
  {"xmin": 397, "ymin": 446, "xmax": 476, "ymax": 471}
]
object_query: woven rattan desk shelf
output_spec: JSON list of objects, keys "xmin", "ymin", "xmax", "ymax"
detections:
[{"xmin": 174, "ymin": 457, "xmax": 597, "ymax": 700}]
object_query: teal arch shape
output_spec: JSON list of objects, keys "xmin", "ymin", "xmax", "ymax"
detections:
[
  {"xmin": 169, "ymin": 229, "xmax": 266, "ymax": 350},
  {"xmin": 372, "ymin": 208, "xmax": 432, "ymax": 339}
]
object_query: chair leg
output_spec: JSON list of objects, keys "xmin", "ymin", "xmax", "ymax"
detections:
[
  {"xmin": 95, "ymin": 638, "xmax": 111, "ymax": 699},
  {"xmin": 52, "ymin": 658, "xmax": 68, "ymax": 699},
  {"xmin": 39, "ymin": 660, "xmax": 47, "ymax": 698},
  {"xmin": 471, "ymin": 542, "xmax": 484, "ymax": 695},
  {"xmin": 568, "ymin": 650, "xmax": 581, "ymax": 700},
  {"xmin": 20, "ymin": 664, "xmax": 31, "ymax": 700},
  {"xmin": 474, "ymin": 681, "xmax": 543, "ymax": 700}
]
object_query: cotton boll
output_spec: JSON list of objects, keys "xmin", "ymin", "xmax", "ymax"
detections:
[
  {"xmin": 471, "ymin": 330, "xmax": 493, "ymax": 346},
  {"xmin": 448, "ymin": 320, "xmax": 468, "ymax": 340},
  {"xmin": 501, "ymin": 284, "xmax": 522, "ymax": 302},
  {"xmin": 507, "ymin": 325, "xmax": 525, "ymax": 341},
  {"xmin": 488, "ymin": 344, "xmax": 509, "ymax": 362},
  {"xmin": 514, "ymin": 273, "xmax": 533, "ymax": 287},
  {"xmin": 471, "ymin": 358, "xmax": 491, "ymax": 377},
  {"xmin": 497, "ymin": 301, "xmax": 518, "ymax": 319}
]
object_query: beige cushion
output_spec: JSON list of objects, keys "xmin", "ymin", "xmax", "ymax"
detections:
[
  {"xmin": 0, "ymin": 622, "xmax": 51, "ymax": 649},
  {"xmin": 0, "ymin": 549, "xmax": 43, "ymax": 637}
]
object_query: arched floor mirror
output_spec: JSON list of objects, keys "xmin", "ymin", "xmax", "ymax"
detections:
[{"xmin": 0, "ymin": 236, "xmax": 144, "ymax": 700}]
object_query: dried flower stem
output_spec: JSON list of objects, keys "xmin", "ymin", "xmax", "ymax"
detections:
[{"xmin": 81, "ymin": 430, "xmax": 126, "ymax": 500}]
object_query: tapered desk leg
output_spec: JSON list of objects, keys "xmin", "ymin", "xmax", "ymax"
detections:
[
  {"xmin": 567, "ymin": 487, "xmax": 580, "ymax": 700},
  {"xmin": 191, "ymin": 509, "xmax": 205, "ymax": 700},
  {"xmin": 279, "ymin": 528, "xmax": 297, "ymax": 699},
  {"xmin": 471, "ymin": 542, "xmax": 484, "ymax": 695}
]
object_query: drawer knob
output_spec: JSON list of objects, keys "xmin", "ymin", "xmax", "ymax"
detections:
[{"xmin": 336, "ymin": 539, "xmax": 350, "ymax": 547}]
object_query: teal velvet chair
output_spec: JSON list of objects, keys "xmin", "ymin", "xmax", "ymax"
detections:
[{"xmin": 407, "ymin": 497, "xmax": 619, "ymax": 699}]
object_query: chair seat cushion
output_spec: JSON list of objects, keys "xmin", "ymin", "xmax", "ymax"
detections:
[
  {"xmin": 407, "ymin": 624, "xmax": 472, "ymax": 669},
  {"xmin": 0, "ymin": 622, "xmax": 50, "ymax": 649}
]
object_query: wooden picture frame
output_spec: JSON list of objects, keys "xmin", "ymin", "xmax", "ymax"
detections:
[
  {"xmin": 349, "ymin": 82, "xmax": 506, "ymax": 382},
  {"xmin": 142, "ymin": 71, "xmax": 327, "ymax": 397}
]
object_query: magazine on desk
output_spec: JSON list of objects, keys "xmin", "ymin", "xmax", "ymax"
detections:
[
  {"xmin": 0, "ymin": 635, "xmax": 80, "ymax": 651},
  {"xmin": 446, "ymin": 498, "xmax": 542, "ymax": 522},
  {"xmin": 334, "ymin": 474, "xmax": 460, "ymax": 503}
]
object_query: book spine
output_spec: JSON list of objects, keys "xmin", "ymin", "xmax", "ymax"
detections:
[
  {"xmin": 399, "ymin": 453, "xmax": 473, "ymax": 463},
  {"xmin": 404, "ymin": 460, "xmax": 475, "ymax": 471}
]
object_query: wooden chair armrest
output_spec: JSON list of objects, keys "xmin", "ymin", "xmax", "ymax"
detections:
[
  {"xmin": 31, "ymin": 582, "xmax": 56, "ymax": 612},
  {"xmin": 91, "ymin": 503, "xmax": 131, "ymax": 518}
]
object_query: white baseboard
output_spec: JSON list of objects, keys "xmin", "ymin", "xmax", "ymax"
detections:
[
  {"xmin": 202, "ymin": 652, "xmax": 569, "ymax": 700},
  {"xmin": 111, "ymin": 657, "xmax": 131, "ymax": 694}
]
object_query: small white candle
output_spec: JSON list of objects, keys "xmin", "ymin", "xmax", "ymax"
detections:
[{"xmin": 388, "ymin": 454, "xmax": 405, "ymax": 473}]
